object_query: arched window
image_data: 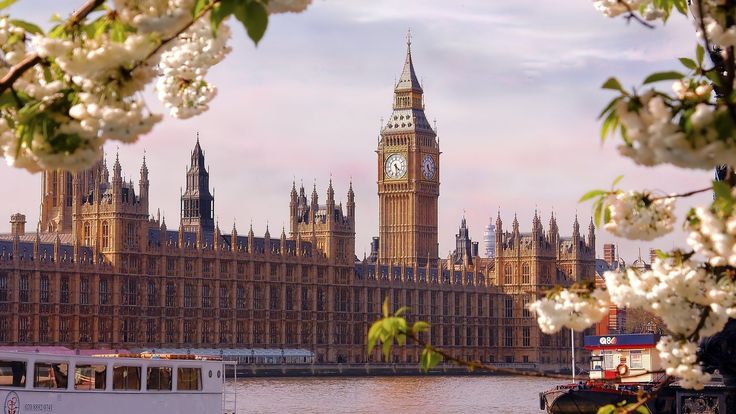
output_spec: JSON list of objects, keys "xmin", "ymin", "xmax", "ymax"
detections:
[
  {"xmin": 504, "ymin": 264, "xmax": 512, "ymax": 284},
  {"xmin": 102, "ymin": 221, "xmax": 109, "ymax": 250},
  {"xmin": 83, "ymin": 222, "xmax": 91, "ymax": 246},
  {"xmin": 522, "ymin": 263, "xmax": 531, "ymax": 284}
]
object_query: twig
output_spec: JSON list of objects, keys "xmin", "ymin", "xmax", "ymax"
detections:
[
  {"xmin": 0, "ymin": 0, "xmax": 105, "ymax": 94},
  {"xmin": 649, "ymin": 186, "xmax": 712, "ymax": 201},
  {"xmin": 621, "ymin": 1, "xmax": 655, "ymax": 29}
]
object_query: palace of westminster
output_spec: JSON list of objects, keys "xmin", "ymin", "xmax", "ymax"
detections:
[{"xmin": 0, "ymin": 40, "xmax": 597, "ymax": 367}]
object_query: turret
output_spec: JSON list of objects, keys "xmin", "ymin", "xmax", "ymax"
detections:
[
  {"xmin": 532, "ymin": 210, "xmax": 542, "ymax": 237},
  {"xmin": 548, "ymin": 212, "xmax": 559, "ymax": 247},
  {"xmin": 495, "ymin": 211, "xmax": 503, "ymax": 247},
  {"xmin": 213, "ymin": 220, "xmax": 221, "ymax": 251},
  {"xmin": 139, "ymin": 153, "xmax": 149, "ymax": 211},
  {"xmin": 231, "ymin": 221, "xmax": 238, "ymax": 251},
  {"xmin": 587, "ymin": 217, "xmax": 596, "ymax": 251},
  {"xmin": 346, "ymin": 181, "xmax": 355, "ymax": 220},
  {"xmin": 112, "ymin": 153, "xmax": 123, "ymax": 198},
  {"xmin": 572, "ymin": 215, "xmax": 581, "ymax": 245}
]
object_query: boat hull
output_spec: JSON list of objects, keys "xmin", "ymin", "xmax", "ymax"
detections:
[
  {"xmin": 541, "ymin": 386, "xmax": 658, "ymax": 414},
  {"xmin": 2, "ymin": 388, "xmax": 223, "ymax": 414}
]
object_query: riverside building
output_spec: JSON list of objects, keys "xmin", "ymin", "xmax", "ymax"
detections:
[{"xmin": 0, "ymin": 38, "xmax": 596, "ymax": 368}]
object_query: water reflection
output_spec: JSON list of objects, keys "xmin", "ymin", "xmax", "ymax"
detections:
[{"xmin": 233, "ymin": 375, "xmax": 561, "ymax": 414}]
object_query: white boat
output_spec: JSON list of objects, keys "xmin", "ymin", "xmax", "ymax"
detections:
[{"xmin": 0, "ymin": 348, "xmax": 236, "ymax": 414}]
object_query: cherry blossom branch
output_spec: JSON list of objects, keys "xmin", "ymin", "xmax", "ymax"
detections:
[
  {"xmin": 137, "ymin": 0, "xmax": 220, "ymax": 66},
  {"xmin": 0, "ymin": 0, "xmax": 105, "ymax": 94}
]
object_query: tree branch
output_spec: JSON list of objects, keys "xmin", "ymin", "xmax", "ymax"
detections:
[{"xmin": 0, "ymin": 0, "xmax": 105, "ymax": 94}]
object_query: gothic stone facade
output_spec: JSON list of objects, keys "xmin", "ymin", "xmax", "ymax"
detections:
[{"xmin": 0, "ymin": 41, "xmax": 595, "ymax": 366}]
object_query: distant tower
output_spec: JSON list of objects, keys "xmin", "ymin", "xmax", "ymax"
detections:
[
  {"xmin": 377, "ymin": 32, "xmax": 439, "ymax": 266},
  {"xmin": 483, "ymin": 217, "xmax": 496, "ymax": 258},
  {"xmin": 181, "ymin": 136, "xmax": 215, "ymax": 233}
]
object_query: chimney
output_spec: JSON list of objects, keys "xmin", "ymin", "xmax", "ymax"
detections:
[
  {"xmin": 10, "ymin": 213, "xmax": 26, "ymax": 236},
  {"xmin": 649, "ymin": 248, "xmax": 658, "ymax": 265},
  {"xmin": 603, "ymin": 244, "xmax": 616, "ymax": 266},
  {"xmin": 471, "ymin": 242, "xmax": 479, "ymax": 258}
]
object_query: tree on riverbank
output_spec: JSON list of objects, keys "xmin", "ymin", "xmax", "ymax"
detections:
[
  {"xmin": 371, "ymin": 0, "xmax": 736, "ymax": 411},
  {"xmin": 0, "ymin": 0, "xmax": 311, "ymax": 172}
]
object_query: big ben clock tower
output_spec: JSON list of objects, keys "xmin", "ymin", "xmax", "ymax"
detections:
[{"xmin": 377, "ymin": 34, "xmax": 439, "ymax": 266}]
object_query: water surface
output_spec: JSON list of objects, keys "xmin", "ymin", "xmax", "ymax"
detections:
[{"xmin": 232, "ymin": 375, "xmax": 562, "ymax": 414}]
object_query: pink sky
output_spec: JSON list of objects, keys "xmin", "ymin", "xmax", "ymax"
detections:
[{"xmin": 0, "ymin": 0, "xmax": 714, "ymax": 262}]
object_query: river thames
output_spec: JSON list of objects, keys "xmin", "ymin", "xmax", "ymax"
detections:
[{"xmin": 232, "ymin": 376, "xmax": 562, "ymax": 413}]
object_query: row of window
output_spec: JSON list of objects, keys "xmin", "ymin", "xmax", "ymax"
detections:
[{"xmin": 0, "ymin": 360, "xmax": 202, "ymax": 391}]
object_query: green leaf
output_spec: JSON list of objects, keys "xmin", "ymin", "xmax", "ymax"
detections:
[
  {"xmin": 382, "ymin": 297, "xmax": 390, "ymax": 318},
  {"xmin": 696, "ymin": 44, "xmax": 705, "ymax": 66},
  {"xmin": 49, "ymin": 13, "xmax": 62, "ymax": 23},
  {"xmin": 367, "ymin": 320, "xmax": 382, "ymax": 354},
  {"xmin": 210, "ymin": 0, "xmax": 236, "ymax": 32},
  {"xmin": 597, "ymin": 96, "xmax": 622, "ymax": 120},
  {"xmin": 0, "ymin": 91, "xmax": 16, "ymax": 108},
  {"xmin": 238, "ymin": 0, "xmax": 269, "ymax": 45},
  {"xmin": 193, "ymin": 0, "xmax": 209, "ymax": 16},
  {"xmin": 642, "ymin": 71, "xmax": 684, "ymax": 84},
  {"xmin": 381, "ymin": 335, "xmax": 393, "ymax": 361},
  {"xmin": 611, "ymin": 175, "xmax": 624, "ymax": 188},
  {"xmin": 678, "ymin": 57, "xmax": 697, "ymax": 70},
  {"xmin": 601, "ymin": 77, "xmax": 625, "ymax": 93},
  {"xmin": 594, "ymin": 199, "xmax": 604, "ymax": 228},
  {"xmin": 420, "ymin": 348, "xmax": 443, "ymax": 372},
  {"xmin": 0, "ymin": 0, "xmax": 17, "ymax": 10},
  {"xmin": 10, "ymin": 19, "xmax": 44, "ymax": 35},
  {"xmin": 394, "ymin": 306, "xmax": 410, "ymax": 317},
  {"xmin": 579, "ymin": 189, "xmax": 606, "ymax": 203},
  {"xmin": 635, "ymin": 404, "xmax": 651, "ymax": 414},
  {"xmin": 596, "ymin": 405, "xmax": 616, "ymax": 414},
  {"xmin": 673, "ymin": 0, "xmax": 688, "ymax": 15},
  {"xmin": 713, "ymin": 180, "xmax": 732, "ymax": 201},
  {"xmin": 110, "ymin": 21, "xmax": 126, "ymax": 43},
  {"xmin": 412, "ymin": 321, "xmax": 430, "ymax": 334},
  {"xmin": 706, "ymin": 70, "xmax": 723, "ymax": 88}
]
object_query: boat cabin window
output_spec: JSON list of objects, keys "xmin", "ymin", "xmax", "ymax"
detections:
[
  {"xmin": 0, "ymin": 360, "xmax": 27, "ymax": 387},
  {"xmin": 590, "ymin": 356, "xmax": 603, "ymax": 371},
  {"xmin": 113, "ymin": 366, "xmax": 141, "ymax": 390},
  {"xmin": 147, "ymin": 367, "xmax": 172, "ymax": 391},
  {"xmin": 33, "ymin": 362, "xmax": 68, "ymax": 389},
  {"xmin": 75, "ymin": 364, "xmax": 106, "ymax": 390},
  {"xmin": 177, "ymin": 367, "xmax": 201, "ymax": 391},
  {"xmin": 602, "ymin": 350, "xmax": 614, "ymax": 370},
  {"xmin": 630, "ymin": 350, "xmax": 643, "ymax": 369}
]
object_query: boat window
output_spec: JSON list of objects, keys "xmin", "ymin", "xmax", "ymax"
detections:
[
  {"xmin": 113, "ymin": 366, "xmax": 141, "ymax": 391},
  {"xmin": 0, "ymin": 360, "xmax": 27, "ymax": 387},
  {"xmin": 147, "ymin": 367, "xmax": 172, "ymax": 391},
  {"xmin": 590, "ymin": 356, "xmax": 603, "ymax": 371},
  {"xmin": 74, "ymin": 364, "xmax": 106, "ymax": 390},
  {"xmin": 33, "ymin": 362, "xmax": 68, "ymax": 389},
  {"xmin": 177, "ymin": 367, "xmax": 201, "ymax": 391},
  {"xmin": 630, "ymin": 350, "xmax": 643, "ymax": 369}
]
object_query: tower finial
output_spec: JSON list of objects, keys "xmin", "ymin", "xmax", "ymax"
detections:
[{"xmin": 407, "ymin": 27, "xmax": 412, "ymax": 49}]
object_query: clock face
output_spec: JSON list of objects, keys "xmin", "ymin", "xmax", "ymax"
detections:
[
  {"xmin": 422, "ymin": 154, "xmax": 436, "ymax": 180},
  {"xmin": 384, "ymin": 153, "xmax": 407, "ymax": 179}
]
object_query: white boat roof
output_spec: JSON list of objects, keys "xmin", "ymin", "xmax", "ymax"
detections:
[{"xmin": 133, "ymin": 348, "xmax": 314, "ymax": 358}]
